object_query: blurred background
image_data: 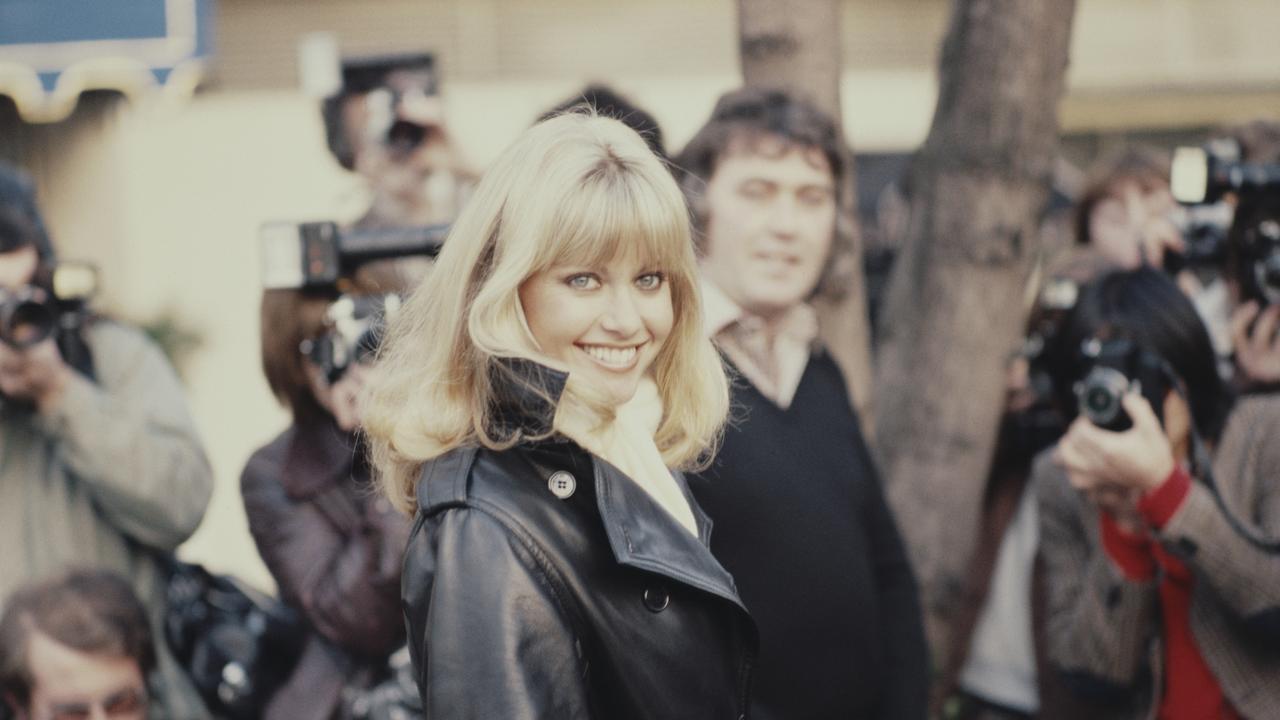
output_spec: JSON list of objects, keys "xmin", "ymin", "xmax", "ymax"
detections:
[{"xmin": 2, "ymin": 0, "xmax": 1278, "ymax": 592}]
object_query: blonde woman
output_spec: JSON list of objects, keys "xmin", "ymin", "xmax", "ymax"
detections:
[{"xmin": 362, "ymin": 113, "xmax": 755, "ymax": 718}]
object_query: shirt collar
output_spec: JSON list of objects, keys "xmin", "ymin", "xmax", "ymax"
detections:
[
  {"xmin": 698, "ymin": 274, "xmax": 820, "ymax": 346},
  {"xmin": 699, "ymin": 274, "xmax": 746, "ymax": 339}
]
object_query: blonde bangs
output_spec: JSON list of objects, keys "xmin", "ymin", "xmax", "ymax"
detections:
[{"xmin": 532, "ymin": 159, "xmax": 692, "ymax": 278}]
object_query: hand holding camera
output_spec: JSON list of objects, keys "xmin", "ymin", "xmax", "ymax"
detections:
[
  {"xmin": 1055, "ymin": 391, "xmax": 1176, "ymax": 524},
  {"xmin": 1231, "ymin": 300, "xmax": 1280, "ymax": 384},
  {"xmin": 0, "ymin": 335, "xmax": 69, "ymax": 411}
]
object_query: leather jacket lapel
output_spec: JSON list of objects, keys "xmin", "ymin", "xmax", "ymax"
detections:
[{"xmin": 591, "ymin": 456, "xmax": 744, "ymax": 611}]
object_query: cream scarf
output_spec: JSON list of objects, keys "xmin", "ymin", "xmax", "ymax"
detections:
[{"xmin": 554, "ymin": 376, "xmax": 698, "ymax": 537}]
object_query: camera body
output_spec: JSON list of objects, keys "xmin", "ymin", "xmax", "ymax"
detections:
[
  {"xmin": 260, "ymin": 221, "xmax": 445, "ymax": 291},
  {"xmin": 1163, "ymin": 201, "xmax": 1234, "ymax": 276},
  {"xmin": 301, "ymin": 293, "xmax": 401, "ymax": 383},
  {"xmin": 1074, "ymin": 337, "xmax": 1169, "ymax": 432},
  {"xmin": 259, "ymin": 220, "xmax": 439, "ymax": 384},
  {"xmin": 1234, "ymin": 217, "xmax": 1280, "ymax": 306},
  {"xmin": 0, "ymin": 262, "xmax": 98, "ymax": 348},
  {"xmin": 1171, "ymin": 140, "xmax": 1280, "ymax": 303}
]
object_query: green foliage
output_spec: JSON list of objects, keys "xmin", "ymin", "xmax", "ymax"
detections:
[{"xmin": 139, "ymin": 311, "xmax": 203, "ymax": 381}]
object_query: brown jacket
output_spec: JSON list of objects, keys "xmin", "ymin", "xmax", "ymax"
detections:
[
  {"xmin": 1035, "ymin": 395, "xmax": 1280, "ymax": 720},
  {"xmin": 241, "ymin": 417, "xmax": 411, "ymax": 719}
]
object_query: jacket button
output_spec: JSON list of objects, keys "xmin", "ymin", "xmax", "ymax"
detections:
[
  {"xmin": 547, "ymin": 471, "xmax": 576, "ymax": 499},
  {"xmin": 1177, "ymin": 537, "xmax": 1198, "ymax": 556},
  {"xmin": 642, "ymin": 586, "xmax": 670, "ymax": 613}
]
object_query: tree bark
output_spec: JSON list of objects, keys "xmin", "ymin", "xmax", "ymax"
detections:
[
  {"xmin": 737, "ymin": 0, "xmax": 874, "ymax": 421},
  {"xmin": 874, "ymin": 0, "xmax": 1077, "ymax": 658}
]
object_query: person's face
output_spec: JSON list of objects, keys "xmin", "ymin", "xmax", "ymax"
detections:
[
  {"xmin": 699, "ymin": 139, "xmax": 836, "ymax": 320},
  {"xmin": 22, "ymin": 630, "xmax": 147, "ymax": 720},
  {"xmin": 518, "ymin": 250, "xmax": 674, "ymax": 408},
  {"xmin": 1088, "ymin": 181, "xmax": 1179, "ymax": 269},
  {"xmin": 347, "ymin": 77, "xmax": 456, "ymax": 225},
  {"xmin": 0, "ymin": 244, "xmax": 39, "ymax": 290}
]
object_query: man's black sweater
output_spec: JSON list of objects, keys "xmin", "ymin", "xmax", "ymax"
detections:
[{"xmin": 689, "ymin": 350, "xmax": 929, "ymax": 720}]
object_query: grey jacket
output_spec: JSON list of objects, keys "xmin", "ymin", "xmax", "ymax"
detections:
[
  {"xmin": 0, "ymin": 320, "xmax": 213, "ymax": 718},
  {"xmin": 1035, "ymin": 395, "xmax": 1280, "ymax": 720}
]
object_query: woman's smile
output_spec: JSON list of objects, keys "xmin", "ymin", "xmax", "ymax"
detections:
[
  {"xmin": 577, "ymin": 342, "xmax": 645, "ymax": 370},
  {"xmin": 519, "ymin": 255, "xmax": 674, "ymax": 407}
]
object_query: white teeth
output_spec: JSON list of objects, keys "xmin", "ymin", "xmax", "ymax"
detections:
[{"xmin": 581, "ymin": 345, "xmax": 638, "ymax": 368}]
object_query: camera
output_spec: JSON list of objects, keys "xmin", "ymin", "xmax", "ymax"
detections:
[
  {"xmin": 365, "ymin": 87, "xmax": 443, "ymax": 161},
  {"xmin": 0, "ymin": 262, "xmax": 98, "ymax": 348},
  {"xmin": 260, "ymin": 221, "xmax": 446, "ymax": 291},
  {"xmin": 1074, "ymin": 337, "xmax": 1170, "ymax": 432},
  {"xmin": 301, "ymin": 292, "xmax": 401, "ymax": 383},
  {"xmin": 1171, "ymin": 139, "xmax": 1280, "ymax": 206},
  {"xmin": 1163, "ymin": 201, "xmax": 1234, "ymax": 276},
  {"xmin": 1171, "ymin": 139, "xmax": 1280, "ymax": 303},
  {"xmin": 1232, "ymin": 214, "xmax": 1280, "ymax": 307}
]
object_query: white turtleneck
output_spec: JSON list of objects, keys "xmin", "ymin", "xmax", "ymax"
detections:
[{"xmin": 554, "ymin": 376, "xmax": 698, "ymax": 537}]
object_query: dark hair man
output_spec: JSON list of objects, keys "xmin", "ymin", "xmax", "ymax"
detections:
[
  {"xmin": 0, "ymin": 571, "xmax": 154, "ymax": 720},
  {"xmin": 678, "ymin": 88, "xmax": 929, "ymax": 719},
  {"xmin": 0, "ymin": 163, "xmax": 212, "ymax": 718}
]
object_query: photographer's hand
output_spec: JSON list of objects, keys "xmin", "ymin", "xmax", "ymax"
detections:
[
  {"xmin": 0, "ymin": 337, "xmax": 71, "ymax": 413},
  {"xmin": 1231, "ymin": 301, "xmax": 1280, "ymax": 384},
  {"xmin": 307, "ymin": 361, "xmax": 370, "ymax": 433},
  {"xmin": 1137, "ymin": 201, "xmax": 1184, "ymax": 269},
  {"xmin": 1055, "ymin": 391, "xmax": 1175, "ymax": 496}
]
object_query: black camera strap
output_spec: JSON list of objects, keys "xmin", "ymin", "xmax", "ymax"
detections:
[{"xmin": 1185, "ymin": 409, "xmax": 1280, "ymax": 554}]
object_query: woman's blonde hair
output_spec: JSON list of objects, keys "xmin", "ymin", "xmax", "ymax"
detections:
[{"xmin": 363, "ymin": 113, "xmax": 729, "ymax": 513}]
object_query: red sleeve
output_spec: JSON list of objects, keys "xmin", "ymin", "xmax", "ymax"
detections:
[
  {"xmin": 1100, "ymin": 512, "xmax": 1155, "ymax": 581},
  {"xmin": 1138, "ymin": 466, "xmax": 1192, "ymax": 530}
]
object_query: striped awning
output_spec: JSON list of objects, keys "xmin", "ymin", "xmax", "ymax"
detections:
[{"xmin": 0, "ymin": 0, "xmax": 214, "ymax": 123}]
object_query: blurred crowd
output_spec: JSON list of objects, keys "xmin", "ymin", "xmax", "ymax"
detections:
[{"xmin": 1, "ymin": 48, "xmax": 1278, "ymax": 720}]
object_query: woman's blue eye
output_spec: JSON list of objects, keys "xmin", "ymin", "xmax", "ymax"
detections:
[
  {"xmin": 567, "ymin": 274, "xmax": 600, "ymax": 290},
  {"xmin": 635, "ymin": 272, "xmax": 665, "ymax": 290}
]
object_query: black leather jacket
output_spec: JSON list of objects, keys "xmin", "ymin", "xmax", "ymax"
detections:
[{"xmin": 401, "ymin": 361, "xmax": 757, "ymax": 719}]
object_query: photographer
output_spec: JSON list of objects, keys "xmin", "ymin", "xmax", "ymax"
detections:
[
  {"xmin": 322, "ymin": 53, "xmax": 472, "ymax": 233},
  {"xmin": 1226, "ymin": 190, "xmax": 1280, "ymax": 387},
  {"xmin": 1214, "ymin": 120, "xmax": 1280, "ymax": 389},
  {"xmin": 1035, "ymin": 268, "xmax": 1280, "ymax": 719},
  {"xmin": 1075, "ymin": 149, "xmax": 1184, "ymax": 271},
  {"xmin": 241, "ymin": 283, "xmax": 412, "ymax": 719},
  {"xmin": 0, "ymin": 164, "xmax": 213, "ymax": 717}
]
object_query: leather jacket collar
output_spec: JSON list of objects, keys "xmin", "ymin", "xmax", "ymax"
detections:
[
  {"xmin": 489, "ymin": 356, "xmax": 569, "ymax": 440},
  {"xmin": 423, "ymin": 356, "xmax": 743, "ymax": 611}
]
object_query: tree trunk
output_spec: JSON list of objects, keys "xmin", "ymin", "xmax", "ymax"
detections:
[
  {"xmin": 737, "ymin": 0, "xmax": 874, "ymax": 421},
  {"xmin": 874, "ymin": 0, "xmax": 1077, "ymax": 658}
]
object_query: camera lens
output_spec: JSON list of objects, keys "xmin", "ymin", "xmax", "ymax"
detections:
[
  {"xmin": 1084, "ymin": 386, "xmax": 1117, "ymax": 416},
  {"xmin": 1076, "ymin": 366, "xmax": 1130, "ymax": 429},
  {"xmin": 385, "ymin": 120, "xmax": 428, "ymax": 158},
  {"xmin": 2, "ymin": 298, "xmax": 56, "ymax": 348}
]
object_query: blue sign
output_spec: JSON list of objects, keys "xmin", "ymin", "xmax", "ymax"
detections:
[{"xmin": 0, "ymin": 0, "xmax": 215, "ymax": 122}]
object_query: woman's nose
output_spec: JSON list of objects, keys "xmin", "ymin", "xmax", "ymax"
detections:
[{"xmin": 600, "ymin": 288, "xmax": 643, "ymax": 336}]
